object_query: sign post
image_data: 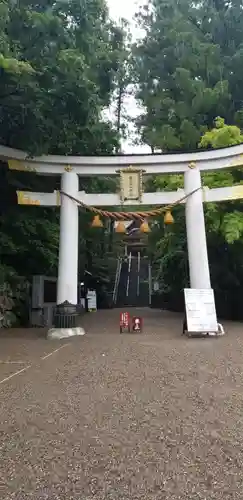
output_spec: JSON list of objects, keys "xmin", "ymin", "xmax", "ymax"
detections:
[
  {"xmin": 132, "ymin": 316, "xmax": 143, "ymax": 333},
  {"xmin": 184, "ymin": 288, "xmax": 219, "ymax": 337},
  {"xmin": 87, "ymin": 290, "xmax": 97, "ymax": 312},
  {"xmin": 119, "ymin": 166, "xmax": 144, "ymax": 203},
  {"xmin": 120, "ymin": 312, "xmax": 130, "ymax": 333}
]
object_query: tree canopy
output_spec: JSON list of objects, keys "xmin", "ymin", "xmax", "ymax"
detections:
[
  {"xmin": 0, "ymin": 0, "xmax": 125, "ymax": 155},
  {"xmin": 146, "ymin": 116, "xmax": 243, "ymax": 319},
  {"xmin": 134, "ymin": 0, "xmax": 243, "ymax": 151},
  {"xmin": 199, "ymin": 116, "xmax": 243, "ymax": 149},
  {"xmin": 0, "ymin": 0, "xmax": 128, "ymax": 324},
  {"xmin": 132, "ymin": 0, "xmax": 243, "ymax": 319}
]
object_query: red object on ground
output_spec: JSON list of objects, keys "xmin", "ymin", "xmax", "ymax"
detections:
[
  {"xmin": 120, "ymin": 312, "xmax": 130, "ymax": 333},
  {"xmin": 132, "ymin": 316, "xmax": 143, "ymax": 333}
]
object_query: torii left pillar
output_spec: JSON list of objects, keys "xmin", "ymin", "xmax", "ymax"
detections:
[{"xmin": 56, "ymin": 171, "xmax": 79, "ymax": 326}]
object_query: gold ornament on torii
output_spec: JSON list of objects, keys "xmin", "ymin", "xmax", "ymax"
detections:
[{"xmin": 118, "ymin": 166, "xmax": 144, "ymax": 203}]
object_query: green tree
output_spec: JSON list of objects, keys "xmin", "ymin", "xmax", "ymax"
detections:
[
  {"xmin": 0, "ymin": 0, "xmax": 128, "ymax": 324},
  {"xmin": 134, "ymin": 0, "xmax": 243, "ymax": 151},
  {"xmin": 0, "ymin": 0, "xmax": 123, "ymax": 155},
  {"xmin": 134, "ymin": 0, "xmax": 243, "ymax": 319},
  {"xmin": 199, "ymin": 117, "xmax": 243, "ymax": 245},
  {"xmin": 147, "ymin": 117, "xmax": 243, "ymax": 319},
  {"xmin": 200, "ymin": 116, "xmax": 243, "ymax": 149}
]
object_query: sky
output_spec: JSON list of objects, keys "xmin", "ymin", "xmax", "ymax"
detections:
[
  {"xmin": 106, "ymin": 0, "xmax": 150, "ymax": 154},
  {"xmin": 107, "ymin": 0, "xmax": 141, "ymax": 37}
]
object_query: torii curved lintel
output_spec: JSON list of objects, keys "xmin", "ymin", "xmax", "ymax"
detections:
[{"xmin": 1, "ymin": 143, "xmax": 243, "ymax": 175}]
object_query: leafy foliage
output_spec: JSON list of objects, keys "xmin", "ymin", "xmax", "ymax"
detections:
[
  {"xmin": 134, "ymin": 0, "xmax": 243, "ymax": 151},
  {"xmin": 134, "ymin": 0, "xmax": 243, "ymax": 318},
  {"xmin": 147, "ymin": 133, "xmax": 243, "ymax": 318},
  {"xmin": 200, "ymin": 117, "xmax": 243, "ymax": 149},
  {"xmin": 0, "ymin": 0, "xmax": 128, "ymax": 324},
  {"xmin": 0, "ymin": 0, "xmax": 123, "ymax": 155}
]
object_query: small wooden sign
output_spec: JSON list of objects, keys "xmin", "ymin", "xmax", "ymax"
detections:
[
  {"xmin": 120, "ymin": 312, "xmax": 130, "ymax": 333},
  {"xmin": 119, "ymin": 166, "xmax": 143, "ymax": 203},
  {"xmin": 87, "ymin": 290, "xmax": 97, "ymax": 312},
  {"xmin": 132, "ymin": 316, "xmax": 142, "ymax": 333}
]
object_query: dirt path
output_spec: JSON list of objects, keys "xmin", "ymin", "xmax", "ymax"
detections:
[{"xmin": 0, "ymin": 309, "xmax": 243, "ymax": 499}]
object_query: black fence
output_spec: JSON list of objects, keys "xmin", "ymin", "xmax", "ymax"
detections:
[{"xmin": 151, "ymin": 289, "xmax": 243, "ymax": 321}]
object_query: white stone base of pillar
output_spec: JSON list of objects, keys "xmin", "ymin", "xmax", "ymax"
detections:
[{"xmin": 47, "ymin": 327, "xmax": 85, "ymax": 340}]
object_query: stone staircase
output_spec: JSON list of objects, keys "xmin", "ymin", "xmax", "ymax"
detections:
[{"xmin": 114, "ymin": 253, "xmax": 150, "ymax": 307}]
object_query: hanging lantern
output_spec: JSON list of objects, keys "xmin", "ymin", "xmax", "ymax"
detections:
[
  {"xmin": 91, "ymin": 215, "xmax": 103, "ymax": 228},
  {"xmin": 164, "ymin": 210, "xmax": 174, "ymax": 225},
  {"xmin": 115, "ymin": 221, "xmax": 126, "ymax": 233},
  {"xmin": 140, "ymin": 220, "xmax": 150, "ymax": 233}
]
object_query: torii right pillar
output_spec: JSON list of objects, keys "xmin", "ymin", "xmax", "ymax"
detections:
[{"xmin": 184, "ymin": 163, "xmax": 211, "ymax": 289}]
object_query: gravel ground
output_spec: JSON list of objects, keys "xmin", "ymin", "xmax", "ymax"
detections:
[{"xmin": 0, "ymin": 308, "xmax": 243, "ymax": 499}]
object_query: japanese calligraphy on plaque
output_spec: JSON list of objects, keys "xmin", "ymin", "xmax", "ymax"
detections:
[{"xmin": 119, "ymin": 166, "xmax": 143, "ymax": 203}]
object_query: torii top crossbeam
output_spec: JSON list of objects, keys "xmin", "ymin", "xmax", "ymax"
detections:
[{"xmin": 1, "ymin": 143, "xmax": 243, "ymax": 175}]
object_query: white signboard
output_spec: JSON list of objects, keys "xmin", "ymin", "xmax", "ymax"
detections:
[
  {"xmin": 184, "ymin": 288, "xmax": 218, "ymax": 333},
  {"xmin": 87, "ymin": 290, "xmax": 97, "ymax": 312}
]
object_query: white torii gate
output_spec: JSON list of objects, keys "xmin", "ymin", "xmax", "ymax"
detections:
[{"xmin": 1, "ymin": 143, "xmax": 243, "ymax": 311}]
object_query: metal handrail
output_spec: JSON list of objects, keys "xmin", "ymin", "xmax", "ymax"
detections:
[
  {"xmin": 113, "ymin": 257, "xmax": 122, "ymax": 304},
  {"xmin": 137, "ymin": 251, "xmax": 140, "ymax": 297},
  {"xmin": 126, "ymin": 252, "xmax": 132, "ymax": 297},
  {"xmin": 148, "ymin": 262, "xmax": 152, "ymax": 306}
]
